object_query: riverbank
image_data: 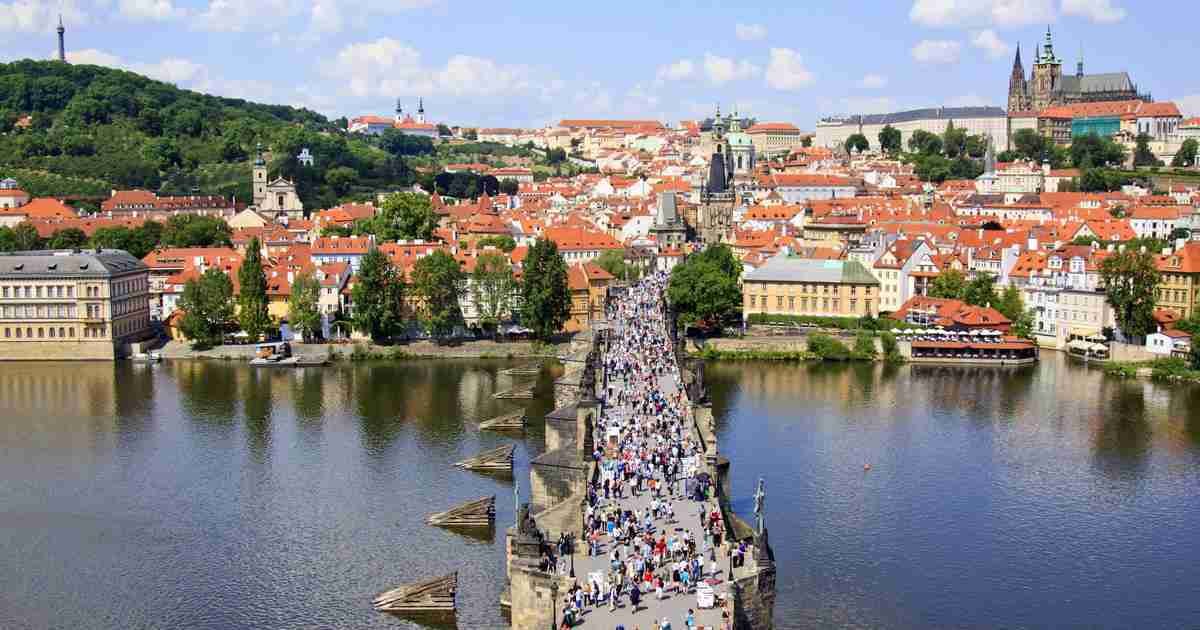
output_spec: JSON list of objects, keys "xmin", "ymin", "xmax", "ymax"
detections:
[
  {"xmin": 159, "ymin": 339, "xmax": 565, "ymax": 361},
  {"xmin": 689, "ymin": 333, "xmax": 902, "ymax": 363},
  {"xmin": 1103, "ymin": 357, "xmax": 1200, "ymax": 383}
]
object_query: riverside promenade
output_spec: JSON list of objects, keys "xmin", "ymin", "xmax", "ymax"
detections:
[{"xmin": 506, "ymin": 273, "xmax": 775, "ymax": 630}]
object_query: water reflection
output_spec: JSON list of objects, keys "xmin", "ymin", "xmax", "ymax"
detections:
[{"xmin": 706, "ymin": 353, "xmax": 1200, "ymax": 630}]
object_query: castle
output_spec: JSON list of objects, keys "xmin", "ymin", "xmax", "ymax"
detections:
[{"xmin": 1008, "ymin": 27, "xmax": 1149, "ymax": 113}]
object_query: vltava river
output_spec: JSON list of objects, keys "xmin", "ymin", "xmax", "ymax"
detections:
[{"xmin": 1, "ymin": 355, "xmax": 1198, "ymax": 629}]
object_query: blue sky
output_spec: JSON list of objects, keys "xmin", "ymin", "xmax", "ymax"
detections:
[{"xmin": 1, "ymin": 0, "xmax": 1197, "ymax": 128}]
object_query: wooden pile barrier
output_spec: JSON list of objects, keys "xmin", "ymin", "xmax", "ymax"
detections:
[
  {"xmin": 479, "ymin": 409, "xmax": 526, "ymax": 432},
  {"xmin": 454, "ymin": 445, "xmax": 515, "ymax": 473},
  {"xmin": 425, "ymin": 496, "xmax": 496, "ymax": 528},
  {"xmin": 373, "ymin": 572, "xmax": 457, "ymax": 613}
]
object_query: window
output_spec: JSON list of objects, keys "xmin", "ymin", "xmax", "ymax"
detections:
[
  {"xmin": 777, "ymin": 296, "xmax": 783, "ymax": 309},
  {"xmin": 3, "ymin": 328, "xmax": 7, "ymax": 338},
  {"xmin": 49, "ymin": 327, "xmax": 55, "ymax": 338},
  {"xmin": 15, "ymin": 328, "xmax": 21, "ymax": 338},
  {"xmin": 788, "ymin": 296, "xmax": 795, "ymax": 311},
  {"xmin": 58, "ymin": 327, "xmax": 65, "ymax": 338},
  {"xmin": 750, "ymin": 295, "xmax": 756, "ymax": 308}
]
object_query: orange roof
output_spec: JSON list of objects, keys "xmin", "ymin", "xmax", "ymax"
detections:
[
  {"xmin": 11, "ymin": 197, "xmax": 76, "ymax": 220},
  {"xmin": 311, "ymin": 236, "xmax": 373, "ymax": 254},
  {"xmin": 1156, "ymin": 242, "xmax": 1200, "ymax": 274},
  {"xmin": 543, "ymin": 227, "xmax": 623, "ymax": 251},
  {"xmin": 1038, "ymin": 100, "xmax": 1182, "ymax": 120},
  {"xmin": 558, "ymin": 119, "xmax": 664, "ymax": 130},
  {"xmin": 746, "ymin": 122, "xmax": 800, "ymax": 134}
]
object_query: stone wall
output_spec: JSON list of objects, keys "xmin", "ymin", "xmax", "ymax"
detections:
[{"xmin": 0, "ymin": 339, "xmax": 118, "ymax": 360}]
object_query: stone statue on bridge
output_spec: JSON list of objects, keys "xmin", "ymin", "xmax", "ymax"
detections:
[{"xmin": 754, "ymin": 476, "xmax": 766, "ymax": 535}]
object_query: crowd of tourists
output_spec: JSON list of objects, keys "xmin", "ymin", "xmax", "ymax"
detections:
[{"xmin": 556, "ymin": 273, "xmax": 732, "ymax": 630}]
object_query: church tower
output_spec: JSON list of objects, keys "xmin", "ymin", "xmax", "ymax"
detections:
[
  {"xmin": 252, "ymin": 143, "xmax": 267, "ymax": 207},
  {"xmin": 1030, "ymin": 27, "xmax": 1063, "ymax": 111},
  {"xmin": 417, "ymin": 98, "xmax": 426, "ymax": 124},
  {"xmin": 1007, "ymin": 43, "xmax": 1029, "ymax": 112}
]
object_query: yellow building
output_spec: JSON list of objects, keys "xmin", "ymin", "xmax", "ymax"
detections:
[
  {"xmin": 742, "ymin": 257, "xmax": 880, "ymax": 320},
  {"xmin": 565, "ymin": 262, "xmax": 614, "ymax": 332},
  {"xmin": 0, "ymin": 249, "xmax": 152, "ymax": 360},
  {"xmin": 746, "ymin": 122, "xmax": 804, "ymax": 158},
  {"xmin": 1155, "ymin": 242, "xmax": 1200, "ymax": 319}
]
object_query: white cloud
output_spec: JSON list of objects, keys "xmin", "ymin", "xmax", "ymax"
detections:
[
  {"xmin": 702, "ymin": 53, "xmax": 760, "ymax": 85},
  {"xmin": 734, "ymin": 23, "xmax": 767, "ymax": 41},
  {"xmin": 971, "ymin": 29, "xmax": 1012, "ymax": 59},
  {"xmin": 65, "ymin": 48, "xmax": 122, "ymax": 67},
  {"xmin": 119, "ymin": 0, "xmax": 184, "ymax": 21},
  {"xmin": 656, "ymin": 59, "xmax": 695, "ymax": 81},
  {"xmin": 911, "ymin": 39, "xmax": 962, "ymax": 64},
  {"xmin": 322, "ymin": 37, "xmax": 545, "ymax": 101},
  {"xmin": 764, "ymin": 48, "xmax": 814, "ymax": 90},
  {"xmin": 909, "ymin": 0, "xmax": 1056, "ymax": 27},
  {"xmin": 840, "ymin": 96, "xmax": 898, "ymax": 115},
  {"xmin": 1061, "ymin": 0, "xmax": 1126, "ymax": 23},
  {"xmin": 857, "ymin": 74, "xmax": 887, "ymax": 89},
  {"xmin": 947, "ymin": 93, "xmax": 992, "ymax": 107},
  {"xmin": 196, "ymin": 0, "xmax": 298, "ymax": 32},
  {"xmin": 0, "ymin": 0, "xmax": 88, "ymax": 33},
  {"xmin": 195, "ymin": 0, "xmax": 434, "ymax": 34}
]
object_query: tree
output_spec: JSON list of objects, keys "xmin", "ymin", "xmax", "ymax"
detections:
[
  {"xmin": 12, "ymin": 222, "xmax": 41, "ymax": 250},
  {"xmin": 1011, "ymin": 128, "xmax": 1048, "ymax": 161},
  {"xmin": 995, "ymin": 284, "xmax": 1025, "ymax": 321},
  {"xmin": 595, "ymin": 248, "xmax": 633, "ymax": 281},
  {"xmin": 324, "ymin": 165, "xmax": 358, "ymax": 195},
  {"xmin": 178, "ymin": 268, "xmax": 234, "ymax": 349},
  {"xmin": 351, "ymin": 247, "xmax": 405, "ymax": 342},
  {"xmin": 878, "ymin": 125, "xmax": 902, "ymax": 155},
  {"xmin": 667, "ymin": 245, "xmax": 742, "ymax": 332},
  {"xmin": 521, "ymin": 238, "xmax": 571, "ymax": 341},
  {"xmin": 928, "ymin": 268, "xmax": 967, "ymax": 299},
  {"xmin": 236, "ymin": 238, "xmax": 273, "ymax": 342},
  {"xmin": 1071, "ymin": 133, "xmax": 1126, "ymax": 169},
  {"xmin": 943, "ymin": 122, "xmax": 967, "ymax": 159},
  {"xmin": 471, "ymin": 251, "xmax": 516, "ymax": 332},
  {"xmin": 964, "ymin": 134, "xmax": 988, "ymax": 159},
  {"xmin": 963, "ymin": 272, "xmax": 998, "ymax": 307},
  {"xmin": 1171, "ymin": 139, "xmax": 1198, "ymax": 167},
  {"xmin": 378, "ymin": 128, "xmax": 434, "ymax": 156},
  {"xmin": 437, "ymin": 124, "xmax": 452, "ymax": 137},
  {"xmin": 1011, "ymin": 308, "xmax": 1035, "ymax": 339},
  {"xmin": 288, "ymin": 271, "xmax": 321, "ymax": 342},
  {"xmin": 499, "ymin": 178, "xmax": 519, "ymax": 195},
  {"xmin": 161, "ymin": 214, "xmax": 232, "ymax": 248},
  {"xmin": 0, "ymin": 226, "xmax": 17, "ymax": 253},
  {"xmin": 47, "ymin": 227, "xmax": 87, "ymax": 249},
  {"xmin": 1132, "ymin": 133, "xmax": 1162, "ymax": 167},
  {"xmin": 361, "ymin": 192, "xmax": 437, "ymax": 241},
  {"xmin": 477, "ymin": 234, "xmax": 516, "ymax": 252},
  {"xmin": 801, "ymin": 135, "xmax": 813, "ymax": 148},
  {"xmin": 411, "ymin": 250, "xmax": 464, "ymax": 340},
  {"xmin": 844, "ymin": 133, "xmax": 869, "ymax": 155},
  {"xmin": 1099, "ymin": 249, "xmax": 1160, "ymax": 340},
  {"xmin": 908, "ymin": 129, "xmax": 942, "ymax": 156}
]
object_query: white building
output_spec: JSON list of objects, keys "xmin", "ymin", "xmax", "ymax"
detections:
[{"xmin": 815, "ymin": 106, "xmax": 1009, "ymax": 153}]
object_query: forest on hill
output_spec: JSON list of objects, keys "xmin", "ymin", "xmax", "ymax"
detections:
[{"xmin": 0, "ymin": 60, "xmax": 418, "ymax": 210}]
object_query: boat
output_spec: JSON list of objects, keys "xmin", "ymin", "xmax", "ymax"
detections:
[
  {"xmin": 130, "ymin": 351, "xmax": 162, "ymax": 363},
  {"xmin": 250, "ymin": 341, "xmax": 328, "ymax": 367}
]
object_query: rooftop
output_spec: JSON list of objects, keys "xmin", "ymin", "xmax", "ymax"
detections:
[
  {"xmin": 0, "ymin": 249, "xmax": 147, "ymax": 278},
  {"xmin": 744, "ymin": 257, "xmax": 879, "ymax": 285}
]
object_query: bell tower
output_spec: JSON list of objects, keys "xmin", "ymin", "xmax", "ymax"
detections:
[
  {"xmin": 252, "ymin": 143, "xmax": 267, "ymax": 207},
  {"xmin": 1007, "ymin": 43, "xmax": 1029, "ymax": 112},
  {"xmin": 1030, "ymin": 26, "xmax": 1062, "ymax": 111}
]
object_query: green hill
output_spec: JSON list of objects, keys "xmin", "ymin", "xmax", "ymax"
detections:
[{"xmin": 0, "ymin": 60, "xmax": 414, "ymax": 209}]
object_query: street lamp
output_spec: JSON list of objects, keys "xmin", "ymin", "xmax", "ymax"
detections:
[
  {"xmin": 550, "ymin": 581, "xmax": 558, "ymax": 630},
  {"xmin": 569, "ymin": 532, "xmax": 576, "ymax": 578}
]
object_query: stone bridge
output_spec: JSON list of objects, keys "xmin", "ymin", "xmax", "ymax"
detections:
[{"xmin": 504, "ymin": 295, "xmax": 776, "ymax": 629}]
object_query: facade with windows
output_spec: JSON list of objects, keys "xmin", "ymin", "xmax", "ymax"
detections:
[
  {"xmin": 0, "ymin": 250, "xmax": 151, "ymax": 360},
  {"xmin": 742, "ymin": 257, "xmax": 880, "ymax": 321}
]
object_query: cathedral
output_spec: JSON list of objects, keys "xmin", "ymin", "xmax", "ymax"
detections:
[{"xmin": 1007, "ymin": 28, "xmax": 1149, "ymax": 113}]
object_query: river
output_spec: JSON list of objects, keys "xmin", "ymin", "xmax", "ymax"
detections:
[{"xmin": 0, "ymin": 355, "xmax": 1198, "ymax": 629}]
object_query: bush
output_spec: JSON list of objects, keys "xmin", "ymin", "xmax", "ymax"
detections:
[
  {"xmin": 807, "ymin": 333, "xmax": 850, "ymax": 360},
  {"xmin": 851, "ymin": 332, "xmax": 876, "ymax": 360},
  {"xmin": 880, "ymin": 331, "xmax": 904, "ymax": 363}
]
